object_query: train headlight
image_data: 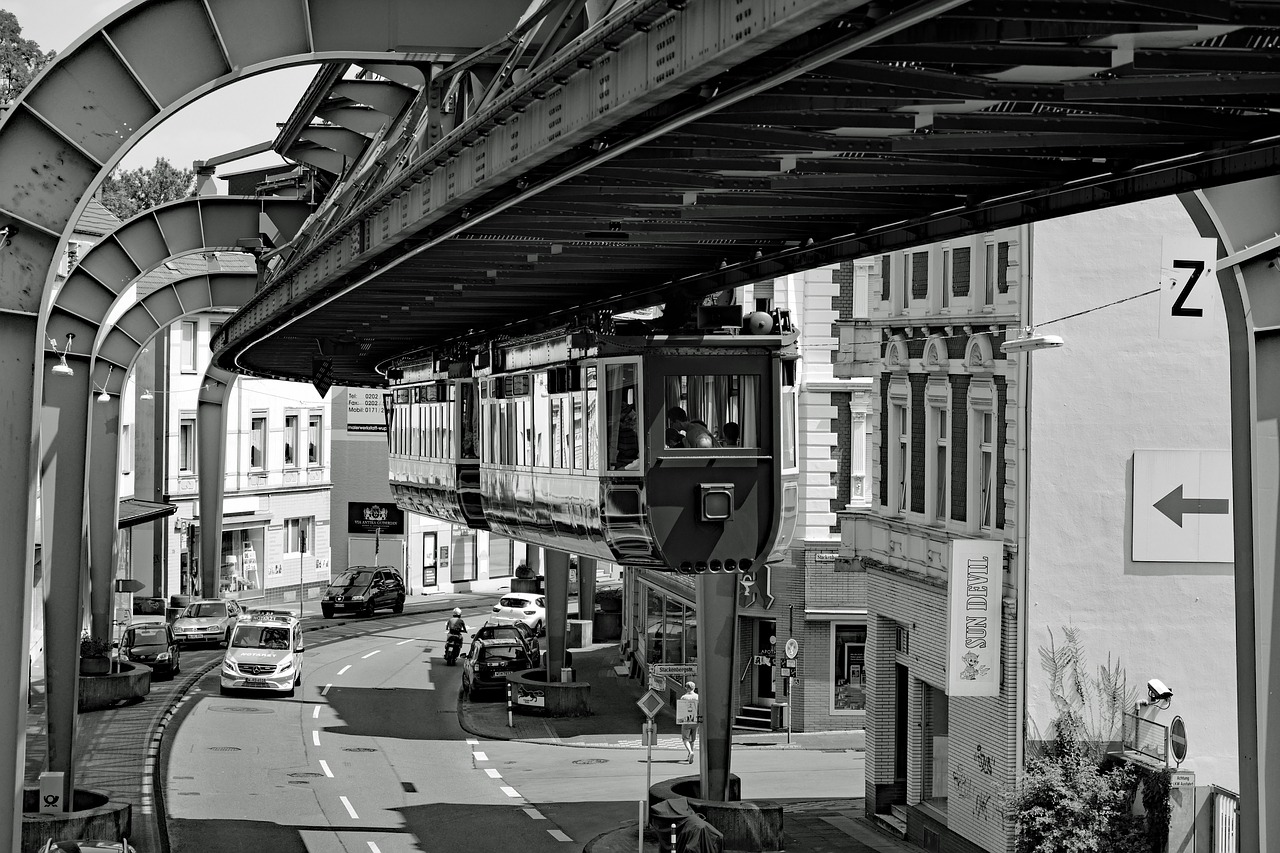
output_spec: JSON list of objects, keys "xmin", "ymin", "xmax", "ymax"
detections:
[{"xmin": 700, "ymin": 483, "xmax": 734, "ymax": 521}]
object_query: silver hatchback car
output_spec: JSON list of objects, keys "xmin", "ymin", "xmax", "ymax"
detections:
[{"xmin": 171, "ymin": 599, "xmax": 245, "ymax": 647}]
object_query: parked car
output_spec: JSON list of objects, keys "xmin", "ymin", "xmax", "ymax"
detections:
[
  {"xmin": 115, "ymin": 620, "xmax": 180, "ymax": 679},
  {"xmin": 37, "ymin": 840, "xmax": 137, "ymax": 853},
  {"xmin": 220, "ymin": 612, "xmax": 304, "ymax": 697},
  {"xmin": 320, "ymin": 567, "xmax": 406, "ymax": 618},
  {"xmin": 471, "ymin": 620, "xmax": 541, "ymax": 665},
  {"xmin": 171, "ymin": 599, "xmax": 245, "ymax": 646},
  {"xmin": 461, "ymin": 638, "xmax": 535, "ymax": 699},
  {"xmin": 490, "ymin": 592, "xmax": 546, "ymax": 635}
]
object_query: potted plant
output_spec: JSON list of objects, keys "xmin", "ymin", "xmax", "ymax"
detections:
[
  {"xmin": 595, "ymin": 587, "xmax": 623, "ymax": 613},
  {"xmin": 79, "ymin": 634, "xmax": 112, "ymax": 676}
]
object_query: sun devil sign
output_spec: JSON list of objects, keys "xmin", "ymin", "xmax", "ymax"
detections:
[{"xmin": 948, "ymin": 539, "xmax": 1003, "ymax": 697}]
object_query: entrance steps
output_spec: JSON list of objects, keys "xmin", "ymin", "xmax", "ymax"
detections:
[
  {"xmin": 873, "ymin": 804, "xmax": 908, "ymax": 839},
  {"xmin": 733, "ymin": 704, "xmax": 773, "ymax": 731}
]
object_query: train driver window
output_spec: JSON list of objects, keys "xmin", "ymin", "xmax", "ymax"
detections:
[
  {"xmin": 665, "ymin": 375, "xmax": 760, "ymax": 449},
  {"xmin": 604, "ymin": 362, "xmax": 641, "ymax": 472}
]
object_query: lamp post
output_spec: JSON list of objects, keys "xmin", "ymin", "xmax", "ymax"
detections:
[{"xmin": 298, "ymin": 526, "xmax": 307, "ymax": 617}]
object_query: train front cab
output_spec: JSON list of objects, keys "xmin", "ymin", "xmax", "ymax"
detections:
[{"xmin": 599, "ymin": 333, "xmax": 800, "ymax": 573}]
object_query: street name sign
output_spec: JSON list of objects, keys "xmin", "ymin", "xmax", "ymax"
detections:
[
  {"xmin": 649, "ymin": 663, "xmax": 697, "ymax": 678},
  {"xmin": 1132, "ymin": 450, "xmax": 1233, "ymax": 563}
]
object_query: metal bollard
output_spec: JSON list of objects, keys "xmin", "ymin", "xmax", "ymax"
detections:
[{"xmin": 670, "ymin": 820, "xmax": 678, "ymax": 853}]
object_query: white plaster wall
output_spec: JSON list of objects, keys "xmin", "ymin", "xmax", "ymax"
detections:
[{"xmin": 1027, "ymin": 197, "xmax": 1238, "ymax": 791}]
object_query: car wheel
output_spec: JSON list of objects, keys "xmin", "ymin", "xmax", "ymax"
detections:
[
  {"xmin": 361, "ymin": 601, "xmax": 375, "ymax": 617},
  {"xmin": 392, "ymin": 595, "xmax": 405, "ymax": 614},
  {"xmin": 172, "ymin": 654, "xmax": 180, "ymax": 676},
  {"xmin": 223, "ymin": 629, "xmax": 232, "ymax": 647},
  {"xmin": 321, "ymin": 606, "xmax": 334, "ymax": 619},
  {"xmin": 219, "ymin": 684, "xmax": 229, "ymax": 696},
  {"xmin": 533, "ymin": 620, "xmax": 545, "ymax": 637}
]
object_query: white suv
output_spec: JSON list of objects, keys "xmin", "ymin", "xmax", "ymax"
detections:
[{"xmin": 220, "ymin": 613, "xmax": 304, "ymax": 696}]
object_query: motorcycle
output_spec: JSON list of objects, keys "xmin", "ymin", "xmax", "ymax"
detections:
[{"xmin": 444, "ymin": 633, "xmax": 463, "ymax": 666}]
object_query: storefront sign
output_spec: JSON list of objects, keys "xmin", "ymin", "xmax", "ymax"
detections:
[
  {"xmin": 346, "ymin": 388, "xmax": 388, "ymax": 433},
  {"xmin": 947, "ymin": 539, "xmax": 1003, "ymax": 697},
  {"xmin": 738, "ymin": 563, "xmax": 775, "ymax": 609},
  {"xmin": 346, "ymin": 502, "xmax": 405, "ymax": 535}
]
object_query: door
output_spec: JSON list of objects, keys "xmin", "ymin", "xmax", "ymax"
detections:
[
  {"xmin": 895, "ymin": 664, "xmax": 909, "ymax": 783},
  {"xmin": 755, "ymin": 619, "xmax": 776, "ymax": 701}
]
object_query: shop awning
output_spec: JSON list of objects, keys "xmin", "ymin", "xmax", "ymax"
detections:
[
  {"xmin": 803, "ymin": 608, "xmax": 867, "ymax": 621},
  {"xmin": 117, "ymin": 498, "xmax": 178, "ymax": 529}
]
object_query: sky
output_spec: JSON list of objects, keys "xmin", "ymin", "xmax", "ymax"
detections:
[{"xmin": 9, "ymin": 0, "xmax": 312, "ymax": 189}]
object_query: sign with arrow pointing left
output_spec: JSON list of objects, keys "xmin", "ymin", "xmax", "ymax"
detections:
[{"xmin": 1133, "ymin": 449, "xmax": 1233, "ymax": 563}]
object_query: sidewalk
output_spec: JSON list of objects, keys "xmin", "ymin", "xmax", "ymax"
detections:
[
  {"xmin": 458, "ymin": 643, "xmax": 919, "ymax": 853},
  {"xmin": 22, "ymin": 590, "xmax": 492, "ymax": 852}
]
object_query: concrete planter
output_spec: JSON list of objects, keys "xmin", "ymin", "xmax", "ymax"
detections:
[
  {"xmin": 78, "ymin": 662, "xmax": 150, "ymax": 712},
  {"xmin": 21, "ymin": 788, "xmax": 130, "ymax": 852},
  {"xmin": 507, "ymin": 668, "xmax": 591, "ymax": 717},
  {"xmin": 78, "ymin": 657, "xmax": 111, "ymax": 676},
  {"xmin": 648, "ymin": 775, "xmax": 784, "ymax": 853}
]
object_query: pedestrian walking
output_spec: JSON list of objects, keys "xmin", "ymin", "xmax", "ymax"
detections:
[{"xmin": 678, "ymin": 681, "xmax": 699, "ymax": 764}]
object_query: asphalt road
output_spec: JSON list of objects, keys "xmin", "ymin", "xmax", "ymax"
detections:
[{"xmin": 157, "ymin": 606, "xmax": 860, "ymax": 852}]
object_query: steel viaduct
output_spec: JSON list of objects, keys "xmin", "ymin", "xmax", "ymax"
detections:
[{"xmin": 4, "ymin": 0, "xmax": 1280, "ymax": 849}]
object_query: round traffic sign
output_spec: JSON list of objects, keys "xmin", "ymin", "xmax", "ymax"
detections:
[
  {"xmin": 785, "ymin": 638, "xmax": 799, "ymax": 660},
  {"xmin": 1170, "ymin": 716, "xmax": 1188, "ymax": 764}
]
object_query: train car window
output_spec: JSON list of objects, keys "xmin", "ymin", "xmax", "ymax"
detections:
[
  {"xmin": 664, "ymin": 374, "xmax": 760, "ymax": 448},
  {"xmin": 533, "ymin": 372, "xmax": 550, "ymax": 468},
  {"xmin": 585, "ymin": 367, "xmax": 599, "ymax": 471},
  {"xmin": 604, "ymin": 362, "xmax": 641, "ymax": 472},
  {"xmin": 573, "ymin": 392, "xmax": 585, "ymax": 471},
  {"xmin": 781, "ymin": 388, "xmax": 797, "ymax": 471},
  {"xmin": 460, "ymin": 381, "xmax": 478, "ymax": 460}
]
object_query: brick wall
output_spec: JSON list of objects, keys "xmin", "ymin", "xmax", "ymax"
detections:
[{"xmin": 834, "ymin": 262, "xmax": 857, "ymax": 320}]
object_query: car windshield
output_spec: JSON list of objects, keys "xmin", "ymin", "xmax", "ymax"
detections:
[
  {"xmin": 185, "ymin": 603, "xmax": 224, "ymax": 618},
  {"xmin": 481, "ymin": 645, "xmax": 525, "ymax": 662},
  {"xmin": 232, "ymin": 625, "xmax": 292, "ymax": 650},
  {"xmin": 332, "ymin": 570, "xmax": 375, "ymax": 588},
  {"xmin": 478, "ymin": 625, "xmax": 517, "ymax": 640},
  {"xmin": 499, "ymin": 597, "xmax": 532, "ymax": 608},
  {"xmin": 125, "ymin": 626, "xmax": 166, "ymax": 645}
]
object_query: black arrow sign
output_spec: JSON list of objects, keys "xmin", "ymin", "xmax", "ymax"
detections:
[{"xmin": 1154, "ymin": 484, "xmax": 1229, "ymax": 528}]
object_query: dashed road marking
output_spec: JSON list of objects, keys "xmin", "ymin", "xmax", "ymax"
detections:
[
  {"xmin": 473, "ymin": 751, "xmax": 488, "ymax": 761},
  {"xmin": 465, "ymin": 738, "xmax": 478, "ymax": 745},
  {"xmin": 367, "ymin": 843, "xmax": 382, "ymax": 853},
  {"xmin": 484, "ymin": 768, "xmax": 502, "ymax": 779},
  {"xmin": 500, "ymin": 786, "xmax": 522, "ymax": 798},
  {"xmin": 340, "ymin": 795, "xmax": 359, "ymax": 819},
  {"xmin": 337, "ymin": 665, "xmax": 352, "ymax": 675},
  {"xmin": 523, "ymin": 808, "xmax": 546, "ymax": 820},
  {"xmin": 312, "ymin": 730, "xmax": 321, "ymax": 746},
  {"xmin": 397, "ymin": 638, "xmax": 415, "ymax": 645},
  {"xmin": 321, "ymin": 683, "xmax": 333, "ymax": 695},
  {"xmin": 548, "ymin": 830, "xmax": 573, "ymax": 842},
  {"xmin": 362, "ymin": 650, "xmax": 381, "ymax": 659},
  {"xmin": 319, "ymin": 760, "xmax": 333, "ymax": 777},
  {"xmin": 313, "ymin": 705, "xmax": 321, "ymax": 718}
]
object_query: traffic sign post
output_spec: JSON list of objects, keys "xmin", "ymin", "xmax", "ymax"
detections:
[
  {"xmin": 1170, "ymin": 716, "xmax": 1188, "ymax": 766},
  {"xmin": 114, "ymin": 578, "xmax": 145, "ymax": 593}
]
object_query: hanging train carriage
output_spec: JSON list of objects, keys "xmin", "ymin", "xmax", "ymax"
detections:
[{"xmin": 386, "ymin": 311, "xmax": 799, "ymax": 572}]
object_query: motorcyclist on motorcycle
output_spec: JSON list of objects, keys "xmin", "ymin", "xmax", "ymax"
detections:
[{"xmin": 444, "ymin": 608, "xmax": 468, "ymax": 664}]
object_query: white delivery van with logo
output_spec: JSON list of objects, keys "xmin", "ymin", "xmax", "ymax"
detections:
[{"xmin": 220, "ymin": 611, "xmax": 304, "ymax": 696}]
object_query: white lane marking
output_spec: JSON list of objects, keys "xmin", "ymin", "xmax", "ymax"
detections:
[
  {"xmin": 523, "ymin": 808, "xmax": 546, "ymax": 820},
  {"xmin": 466, "ymin": 738, "xmax": 478, "ymax": 745},
  {"xmin": 548, "ymin": 830, "xmax": 573, "ymax": 842},
  {"xmin": 313, "ymin": 705, "xmax": 321, "ymax": 719},
  {"xmin": 362, "ymin": 650, "xmax": 381, "ymax": 659},
  {"xmin": 312, "ymin": 730, "xmax": 321, "ymax": 746},
  {"xmin": 321, "ymin": 683, "xmax": 333, "ymax": 696},
  {"xmin": 473, "ymin": 751, "xmax": 488, "ymax": 761},
  {"xmin": 319, "ymin": 760, "xmax": 334, "ymax": 778},
  {"xmin": 367, "ymin": 843, "xmax": 382, "ymax": 853},
  {"xmin": 337, "ymin": 665, "xmax": 352, "ymax": 675},
  {"xmin": 396, "ymin": 638, "xmax": 415, "ymax": 645},
  {"xmin": 340, "ymin": 796, "xmax": 359, "ymax": 819},
  {"xmin": 484, "ymin": 768, "xmax": 502, "ymax": 779},
  {"xmin": 500, "ymin": 786, "xmax": 522, "ymax": 798}
]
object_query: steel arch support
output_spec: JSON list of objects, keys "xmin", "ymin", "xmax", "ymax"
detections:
[
  {"xmin": 196, "ymin": 366, "xmax": 237, "ymax": 601},
  {"xmin": 1181, "ymin": 178, "xmax": 1280, "ymax": 852}
]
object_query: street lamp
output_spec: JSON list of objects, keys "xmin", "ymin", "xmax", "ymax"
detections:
[{"xmin": 298, "ymin": 526, "xmax": 307, "ymax": 618}]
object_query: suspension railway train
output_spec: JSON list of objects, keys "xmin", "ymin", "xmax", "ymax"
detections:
[{"xmin": 385, "ymin": 310, "xmax": 799, "ymax": 573}]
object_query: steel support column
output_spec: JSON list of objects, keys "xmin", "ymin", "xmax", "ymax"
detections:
[
  {"xmin": 197, "ymin": 368, "xmax": 235, "ymax": 601},
  {"xmin": 1181, "ymin": 178, "xmax": 1280, "ymax": 852},
  {"xmin": 696, "ymin": 571, "xmax": 738, "ymax": 801},
  {"xmin": 545, "ymin": 549, "xmax": 570, "ymax": 679},
  {"xmin": 0, "ymin": 313, "xmax": 38, "ymax": 849},
  {"xmin": 577, "ymin": 556, "xmax": 597, "ymax": 620},
  {"xmin": 87, "ymin": 395, "xmax": 121, "ymax": 648},
  {"xmin": 39, "ymin": 353, "xmax": 92, "ymax": 807}
]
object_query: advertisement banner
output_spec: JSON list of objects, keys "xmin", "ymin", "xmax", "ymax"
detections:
[
  {"xmin": 346, "ymin": 502, "xmax": 405, "ymax": 535},
  {"xmin": 346, "ymin": 388, "xmax": 388, "ymax": 433},
  {"xmin": 947, "ymin": 539, "xmax": 1003, "ymax": 697}
]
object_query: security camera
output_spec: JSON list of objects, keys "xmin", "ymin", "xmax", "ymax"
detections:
[{"xmin": 1147, "ymin": 679, "xmax": 1173, "ymax": 703}]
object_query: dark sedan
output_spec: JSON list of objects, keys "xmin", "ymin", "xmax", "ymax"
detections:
[{"xmin": 116, "ymin": 620, "xmax": 180, "ymax": 679}]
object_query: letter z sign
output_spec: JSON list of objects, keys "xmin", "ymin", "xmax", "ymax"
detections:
[{"xmin": 1159, "ymin": 237, "xmax": 1222, "ymax": 340}]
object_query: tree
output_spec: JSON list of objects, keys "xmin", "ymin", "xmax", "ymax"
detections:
[
  {"xmin": 100, "ymin": 157, "xmax": 195, "ymax": 220},
  {"xmin": 0, "ymin": 9, "xmax": 55, "ymax": 105}
]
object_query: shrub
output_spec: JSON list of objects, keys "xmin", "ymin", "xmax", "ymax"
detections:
[{"xmin": 79, "ymin": 634, "xmax": 110, "ymax": 659}]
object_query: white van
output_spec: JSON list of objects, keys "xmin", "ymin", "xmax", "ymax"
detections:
[{"xmin": 220, "ymin": 612, "xmax": 304, "ymax": 696}]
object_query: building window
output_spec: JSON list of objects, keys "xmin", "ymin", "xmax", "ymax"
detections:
[
  {"xmin": 284, "ymin": 517, "xmax": 314, "ymax": 554},
  {"xmin": 979, "ymin": 410, "xmax": 996, "ymax": 528},
  {"xmin": 284, "ymin": 414, "xmax": 299, "ymax": 466},
  {"xmin": 308, "ymin": 414, "xmax": 322, "ymax": 465},
  {"xmin": 951, "ymin": 246, "xmax": 971, "ymax": 298},
  {"xmin": 910, "ymin": 250, "xmax": 929, "ymax": 301},
  {"xmin": 250, "ymin": 415, "xmax": 267, "ymax": 469},
  {"xmin": 940, "ymin": 249, "xmax": 951, "ymax": 309},
  {"xmin": 933, "ymin": 406, "xmax": 949, "ymax": 522},
  {"xmin": 983, "ymin": 242, "xmax": 996, "ymax": 306},
  {"xmin": 179, "ymin": 417, "xmax": 195, "ymax": 473},
  {"xmin": 891, "ymin": 402, "xmax": 909, "ymax": 514},
  {"xmin": 833, "ymin": 623, "xmax": 867, "ymax": 713},
  {"xmin": 180, "ymin": 321, "xmax": 196, "ymax": 372},
  {"xmin": 121, "ymin": 424, "xmax": 133, "ymax": 475}
]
